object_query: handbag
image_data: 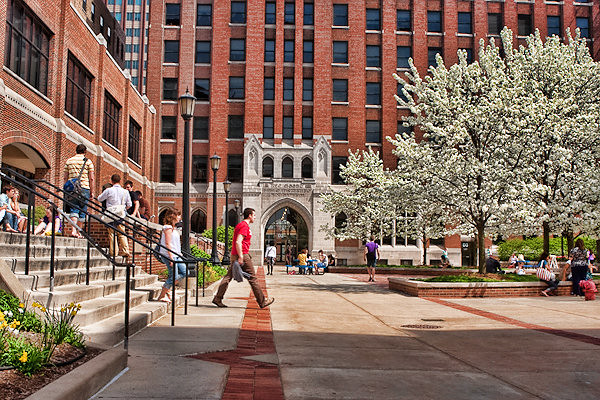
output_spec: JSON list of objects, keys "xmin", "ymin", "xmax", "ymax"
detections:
[{"xmin": 536, "ymin": 267, "xmax": 554, "ymax": 282}]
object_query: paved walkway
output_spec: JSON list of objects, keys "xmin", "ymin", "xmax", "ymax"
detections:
[{"xmin": 93, "ymin": 267, "xmax": 600, "ymax": 399}]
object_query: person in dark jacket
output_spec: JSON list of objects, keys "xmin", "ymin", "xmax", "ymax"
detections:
[{"xmin": 485, "ymin": 253, "xmax": 504, "ymax": 274}]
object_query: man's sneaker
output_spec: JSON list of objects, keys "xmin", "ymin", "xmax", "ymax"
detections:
[
  {"xmin": 212, "ymin": 299, "xmax": 228, "ymax": 308},
  {"xmin": 260, "ymin": 297, "xmax": 275, "ymax": 308}
]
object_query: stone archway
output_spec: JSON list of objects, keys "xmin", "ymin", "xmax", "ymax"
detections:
[
  {"xmin": 1, "ymin": 142, "xmax": 50, "ymax": 202},
  {"xmin": 262, "ymin": 199, "xmax": 312, "ymax": 263},
  {"xmin": 191, "ymin": 208, "xmax": 207, "ymax": 234}
]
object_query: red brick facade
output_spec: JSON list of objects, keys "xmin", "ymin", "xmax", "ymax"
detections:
[{"xmin": 0, "ymin": 0, "xmax": 158, "ymax": 211}]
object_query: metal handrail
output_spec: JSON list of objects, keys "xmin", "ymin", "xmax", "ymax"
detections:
[{"xmin": 0, "ymin": 168, "xmax": 208, "ymax": 337}]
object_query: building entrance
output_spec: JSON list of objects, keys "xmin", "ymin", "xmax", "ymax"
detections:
[{"xmin": 264, "ymin": 207, "xmax": 308, "ymax": 263}]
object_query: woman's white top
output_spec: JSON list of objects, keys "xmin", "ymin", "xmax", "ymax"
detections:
[{"xmin": 160, "ymin": 224, "xmax": 181, "ymax": 258}]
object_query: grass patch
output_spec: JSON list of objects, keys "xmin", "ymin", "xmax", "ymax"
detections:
[{"xmin": 416, "ymin": 274, "xmax": 541, "ymax": 283}]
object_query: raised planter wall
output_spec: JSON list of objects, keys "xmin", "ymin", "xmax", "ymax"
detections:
[
  {"xmin": 388, "ymin": 278, "xmax": 598, "ymax": 298},
  {"xmin": 330, "ymin": 266, "xmax": 472, "ymax": 276}
]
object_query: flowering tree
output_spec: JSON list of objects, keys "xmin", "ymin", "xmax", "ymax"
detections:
[
  {"xmin": 507, "ymin": 29, "xmax": 600, "ymax": 253},
  {"xmin": 391, "ymin": 35, "xmax": 531, "ymax": 272}
]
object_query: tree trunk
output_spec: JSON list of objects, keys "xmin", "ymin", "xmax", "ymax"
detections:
[
  {"xmin": 566, "ymin": 231, "xmax": 574, "ymax": 253},
  {"xmin": 542, "ymin": 221, "xmax": 550, "ymax": 254},
  {"xmin": 422, "ymin": 233, "xmax": 427, "ymax": 265},
  {"xmin": 596, "ymin": 239, "xmax": 600, "ymax": 260},
  {"xmin": 477, "ymin": 222, "xmax": 485, "ymax": 274}
]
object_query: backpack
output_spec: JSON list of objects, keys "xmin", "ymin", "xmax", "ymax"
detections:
[{"xmin": 63, "ymin": 157, "xmax": 88, "ymax": 196}]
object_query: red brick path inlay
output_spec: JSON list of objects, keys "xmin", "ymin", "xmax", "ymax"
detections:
[
  {"xmin": 426, "ymin": 297, "xmax": 600, "ymax": 347},
  {"xmin": 188, "ymin": 267, "xmax": 284, "ymax": 400}
]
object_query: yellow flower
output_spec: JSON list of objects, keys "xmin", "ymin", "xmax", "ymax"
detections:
[
  {"xmin": 71, "ymin": 310, "xmax": 77, "ymax": 316},
  {"xmin": 0, "ymin": 321, "xmax": 7, "ymax": 329},
  {"xmin": 61, "ymin": 307, "xmax": 65, "ymax": 312},
  {"xmin": 14, "ymin": 320, "xmax": 20, "ymax": 326},
  {"xmin": 41, "ymin": 307, "xmax": 47, "ymax": 313},
  {"xmin": 18, "ymin": 303, "xmax": 24, "ymax": 308},
  {"xmin": 0, "ymin": 311, "xmax": 4, "ymax": 320},
  {"xmin": 19, "ymin": 351, "xmax": 27, "ymax": 363}
]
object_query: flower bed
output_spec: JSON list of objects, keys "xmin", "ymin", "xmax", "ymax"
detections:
[{"xmin": 330, "ymin": 265, "xmax": 474, "ymax": 276}]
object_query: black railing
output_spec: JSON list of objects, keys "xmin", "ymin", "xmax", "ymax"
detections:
[{"xmin": 0, "ymin": 167, "xmax": 209, "ymax": 349}]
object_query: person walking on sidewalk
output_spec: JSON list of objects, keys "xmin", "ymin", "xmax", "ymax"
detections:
[
  {"xmin": 213, "ymin": 208, "xmax": 274, "ymax": 308},
  {"xmin": 265, "ymin": 241, "xmax": 276, "ymax": 275},
  {"xmin": 98, "ymin": 174, "xmax": 132, "ymax": 259},
  {"xmin": 364, "ymin": 235, "xmax": 380, "ymax": 282}
]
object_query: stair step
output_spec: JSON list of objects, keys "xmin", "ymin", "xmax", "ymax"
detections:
[
  {"xmin": 81, "ymin": 290, "xmax": 187, "ymax": 346},
  {"xmin": 12, "ymin": 256, "xmax": 113, "ymax": 273},
  {"xmin": 0, "ymin": 243, "xmax": 103, "ymax": 259},
  {"xmin": 15, "ymin": 266, "xmax": 145, "ymax": 290},
  {"xmin": 0, "ymin": 231, "xmax": 88, "ymax": 247}
]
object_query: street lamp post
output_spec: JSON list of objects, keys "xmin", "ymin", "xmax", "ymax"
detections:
[
  {"xmin": 178, "ymin": 89, "xmax": 196, "ymax": 256},
  {"xmin": 222, "ymin": 180, "xmax": 231, "ymax": 265},
  {"xmin": 210, "ymin": 155, "xmax": 221, "ymax": 265}
]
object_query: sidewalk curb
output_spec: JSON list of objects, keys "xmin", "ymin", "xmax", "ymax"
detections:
[{"xmin": 25, "ymin": 344, "xmax": 127, "ymax": 400}]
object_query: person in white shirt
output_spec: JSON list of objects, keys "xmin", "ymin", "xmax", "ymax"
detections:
[
  {"xmin": 265, "ymin": 242, "xmax": 276, "ymax": 275},
  {"xmin": 98, "ymin": 174, "xmax": 132, "ymax": 258}
]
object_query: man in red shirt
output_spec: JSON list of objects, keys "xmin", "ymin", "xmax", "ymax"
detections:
[{"xmin": 213, "ymin": 208, "xmax": 274, "ymax": 308}]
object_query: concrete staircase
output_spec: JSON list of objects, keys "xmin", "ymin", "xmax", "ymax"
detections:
[{"xmin": 0, "ymin": 231, "xmax": 187, "ymax": 346}]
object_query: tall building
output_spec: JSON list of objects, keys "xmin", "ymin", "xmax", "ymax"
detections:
[
  {"xmin": 105, "ymin": 0, "xmax": 150, "ymax": 93},
  {"xmin": 0, "ymin": 0, "xmax": 158, "ymax": 212},
  {"xmin": 146, "ymin": 0, "xmax": 600, "ymax": 266}
]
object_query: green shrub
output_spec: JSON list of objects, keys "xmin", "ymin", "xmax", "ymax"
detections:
[
  {"xmin": 200, "ymin": 225, "xmax": 234, "ymax": 248},
  {"xmin": 1, "ymin": 336, "xmax": 49, "ymax": 376},
  {"xmin": 190, "ymin": 245, "xmax": 227, "ymax": 287},
  {"xmin": 0, "ymin": 291, "xmax": 42, "ymax": 333},
  {"xmin": 497, "ymin": 236, "xmax": 597, "ymax": 261}
]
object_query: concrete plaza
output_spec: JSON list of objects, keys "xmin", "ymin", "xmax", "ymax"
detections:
[{"xmin": 93, "ymin": 267, "xmax": 600, "ymax": 400}]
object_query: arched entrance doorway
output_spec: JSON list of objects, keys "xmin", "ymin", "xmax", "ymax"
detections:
[
  {"xmin": 1, "ymin": 143, "xmax": 50, "ymax": 203},
  {"xmin": 191, "ymin": 209, "xmax": 207, "ymax": 233},
  {"xmin": 264, "ymin": 207, "xmax": 308, "ymax": 263}
]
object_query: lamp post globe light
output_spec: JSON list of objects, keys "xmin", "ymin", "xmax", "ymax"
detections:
[
  {"xmin": 178, "ymin": 89, "xmax": 196, "ymax": 256},
  {"xmin": 210, "ymin": 154, "xmax": 221, "ymax": 265},
  {"xmin": 222, "ymin": 180, "xmax": 232, "ymax": 265}
]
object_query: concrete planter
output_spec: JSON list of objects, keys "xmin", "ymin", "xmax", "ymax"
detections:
[{"xmin": 388, "ymin": 277, "xmax": 598, "ymax": 298}]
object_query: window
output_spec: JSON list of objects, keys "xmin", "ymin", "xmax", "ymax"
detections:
[
  {"xmin": 196, "ymin": 41, "xmax": 211, "ymax": 63},
  {"xmin": 161, "ymin": 116, "xmax": 177, "ymax": 139},
  {"xmin": 366, "ymin": 82, "xmax": 381, "ymax": 105},
  {"xmin": 332, "ymin": 117, "xmax": 347, "ymax": 140},
  {"xmin": 366, "ymin": 9, "xmax": 380, "ymax": 30},
  {"xmin": 332, "ymin": 79, "xmax": 348, "ymax": 102},
  {"xmin": 231, "ymin": 2, "xmax": 246, "ymax": 24},
  {"xmin": 229, "ymin": 77, "xmax": 244, "ymax": 99},
  {"xmin": 263, "ymin": 116, "xmax": 274, "ymax": 139},
  {"xmin": 396, "ymin": 83, "xmax": 408, "ymax": 103},
  {"xmin": 284, "ymin": 40, "xmax": 294, "ymax": 62},
  {"xmin": 366, "ymin": 120, "xmax": 381, "ymax": 143},
  {"xmin": 5, "ymin": 0, "xmax": 51, "ymax": 94},
  {"xmin": 165, "ymin": 3, "xmax": 180, "ymax": 25},
  {"xmin": 366, "ymin": 45, "xmax": 380, "ymax": 67},
  {"xmin": 302, "ymin": 158, "xmax": 313, "ymax": 179},
  {"xmin": 547, "ymin": 16, "xmax": 561, "ymax": 37},
  {"xmin": 197, "ymin": 4, "xmax": 212, "ymax": 26},
  {"xmin": 303, "ymin": 78, "xmax": 313, "ymax": 101},
  {"xmin": 282, "ymin": 157, "xmax": 294, "ymax": 178},
  {"xmin": 460, "ymin": 48, "xmax": 474, "ymax": 64},
  {"xmin": 518, "ymin": 14, "xmax": 532, "ymax": 36},
  {"xmin": 265, "ymin": 39, "xmax": 275, "ymax": 62},
  {"xmin": 265, "ymin": 2, "xmax": 276, "ymax": 24},
  {"xmin": 193, "ymin": 116, "xmax": 209, "ymax": 140},
  {"xmin": 335, "ymin": 212, "xmax": 347, "ymax": 232},
  {"xmin": 283, "ymin": 78, "xmax": 294, "ymax": 101},
  {"xmin": 65, "ymin": 54, "xmax": 93, "ymax": 126},
  {"xmin": 160, "ymin": 155, "xmax": 176, "ymax": 183},
  {"xmin": 262, "ymin": 157, "xmax": 274, "ymax": 177},
  {"xmin": 128, "ymin": 118, "xmax": 141, "ymax": 163},
  {"xmin": 458, "ymin": 12, "xmax": 472, "ymax": 34},
  {"xmin": 192, "ymin": 156, "xmax": 208, "ymax": 183},
  {"xmin": 428, "ymin": 47, "xmax": 441, "ymax": 68},
  {"xmin": 283, "ymin": 116, "xmax": 294, "ymax": 139},
  {"xmin": 303, "ymin": 40, "xmax": 313, "ymax": 63},
  {"xmin": 227, "ymin": 155, "xmax": 243, "ymax": 182},
  {"xmin": 577, "ymin": 17, "xmax": 589, "ymax": 38},
  {"xmin": 397, "ymin": 10, "xmax": 411, "ymax": 31},
  {"xmin": 164, "ymin": 40, "xmax": 179, "ymax": 63},
  {"xmin": 333, "ymin": 4, "xmax": 348, "ymax": 26},
  {"xmin": 264, "ymin": 77, "xmax": 275, "ymax": 100},
  {"xmin": 230, "ymin": 38, "xmax": 245, "ymax": 61},
  {"xmin": 488, "ymin": 13, "xmax": 502, "ymax": 35},
  {"xmin": 284, "ymin": 2, "xmax": 295, "ymax": 24},
  {"xmin": 304, "ymin": 3, "xmax": 313, "ymax": 25},
  {"xmin": 333, "ymin": 41, "xmax": 348, "ymax": 63},
  {"xmin": 115, "ymin": 12, "xmax": 121, "ymax": 21},
  {"xmin": 103, "ymin": 92, "xmax": 121, "ymax": 147},
  {"xmin": 397, "ymin": 46, "xmax": 411, "ymax": 69},
  {"xmin": 332, "ymin": 156, "xmax": 347, "ymax": 184},
  {"xmin": 194, "ymin": 79, "xmax": 210, "ymax": 101},
  {"xmin": 428, "ymin": 11, "xmax": 441, "ymax": 33},
  {"xmin": 302, "ymin": 117, "xmax": 312, "ymax": 139},
  {"xmin": 397, "ymin": 122, "xmax": 412, "ymax": 137},
  {"xmin": 228, "ymin": 115, "xmax": 244, "ymax": 138},
  {"xmin": 163, "ymin": 78, "xmax": 178, "ymax": 100}
]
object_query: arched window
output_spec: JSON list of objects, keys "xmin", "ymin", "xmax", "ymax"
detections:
[
  {"xmin": 282, "ymin": 156, "xmax": 294, "ymax": 178},
  {"xmin": 191, "ymin": 209, "xmax": 207, "ymax": 233},
  {"xmin": 301, "ymin": 157, "xmax": 313, "ymax": 179},
  {"xmin": 262, "ymin": 156, "xmax": 273, "ymax": 178},
  {"xmin": 335, "ymin": 212, "xmax": 347, "ymax": 234}
]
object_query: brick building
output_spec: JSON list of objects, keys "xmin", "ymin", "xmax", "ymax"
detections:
[
  {"xmin": 0, "ymin": 0, "xmax": 158, "ymax": 214},
  {"xmin": 146, "ymin": 0, "xmax": 600, "ymax": 266}
]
